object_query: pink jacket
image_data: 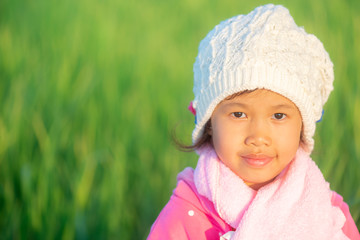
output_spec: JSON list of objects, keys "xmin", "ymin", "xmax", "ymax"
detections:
[{"xmin": 148, "ymin": 168, "xmax": 360, "ymax": 240}]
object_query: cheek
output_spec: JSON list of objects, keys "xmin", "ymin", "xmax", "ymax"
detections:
[
  {"xmin": 211, "ymin": 120, "xmax": 238, "ymax": 152},
  {"xmin": 277, "ymin": 123, "xmax": 302, "ymax": 156},
  {"xmin": 288, "ymin": 125, "xmax": 302, "ymax": 144},
  {"xmin": 211, "ymin": 124, "xmax": 227, "ymax": 150}
]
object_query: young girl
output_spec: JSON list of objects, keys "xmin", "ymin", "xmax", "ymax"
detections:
[{"xmin": 148, "ymin": 4, "xmax": 360, "ymax": 240}]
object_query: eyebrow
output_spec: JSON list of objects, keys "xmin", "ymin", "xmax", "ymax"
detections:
[
  {"xmin": 270, "ymin": 104, "xmax": 298, "ymax": 111},
  {"xmin": 221, "ymin": 102, "xmax": 297, "ymax": 111},
  {"xmin": 221, "ymin": 102, "xmax": 249, "ymax": 109}
]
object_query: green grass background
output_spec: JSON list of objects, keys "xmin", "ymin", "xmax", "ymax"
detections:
[{"xmin": 0, "ymin": 0, "xmax": 359, "ymax": 239}]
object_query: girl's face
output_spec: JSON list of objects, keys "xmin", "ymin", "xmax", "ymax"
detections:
[{"xmin": 210, "ymin": 89, "xmax": 302, "ymax": 190}]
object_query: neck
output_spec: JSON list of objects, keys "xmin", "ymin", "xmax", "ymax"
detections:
[{"xmin": 244, "ymin": 178, "xmax": 275, "ymax": 190}]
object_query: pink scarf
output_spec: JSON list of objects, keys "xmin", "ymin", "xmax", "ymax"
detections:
[{"xmin": 194, "ymin": 146, "xmax": 348, "ymax": 239}]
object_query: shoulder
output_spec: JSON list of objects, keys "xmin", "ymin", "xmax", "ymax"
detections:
[
  {"xmin": 331, "ymin": 191, "xmax": 360, "ymax": 240},
  {"xmin": 147, "ymin": 168, "xmax": 231, "ymax": 240}
]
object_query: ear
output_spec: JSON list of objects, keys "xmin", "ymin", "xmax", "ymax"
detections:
[
  {"xmin": 207, "ymin": 127, "xmax": 212, "ymax": 136},
  {"xmin": 298, "ymin": 124, "xmax": 307, "ymax": 150},
  {"xmin": 206, "ymin": 120, "xmax": 212, "ymax": 136},
  {"xmin": 299, "ymin": 124, "xmax": 304, "ymax": 143},
  {"xmin": 205, "ymin": 120, "xmax": 212, "ymax": 136}
]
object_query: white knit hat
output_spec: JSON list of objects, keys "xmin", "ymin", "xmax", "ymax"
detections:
[{"xmin": 191, "ymin": 4, "xmax": 334, "ymax": 152}]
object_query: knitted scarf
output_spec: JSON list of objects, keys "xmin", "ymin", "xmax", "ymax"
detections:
[{"xmin": 193, "ymin": 146, "xmax": 348, "ymax": 240}]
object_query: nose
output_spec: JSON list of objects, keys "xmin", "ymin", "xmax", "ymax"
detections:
[{"xmin": 244, "ymin": 119, "xmax": 272, "ymax": 147}]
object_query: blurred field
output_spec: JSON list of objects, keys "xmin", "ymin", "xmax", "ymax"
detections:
[{"xmin": 0, "ymin": 0, "xmax": 359, "ymax": 239}]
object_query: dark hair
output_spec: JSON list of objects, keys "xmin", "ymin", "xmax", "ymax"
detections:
[{"xmin": 172, "ymin": 120, "xmax": 212, "ymax": 152}]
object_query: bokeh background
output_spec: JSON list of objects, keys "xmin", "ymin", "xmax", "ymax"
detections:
[{"xmin": 0, "ymin": 0, "xmax": 359, "ymax": 239}]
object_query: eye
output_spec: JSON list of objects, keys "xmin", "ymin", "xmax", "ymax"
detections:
[
  {"xmin": 272, "ymin": 113, "xmax": 286, "ymax": 120},
  {"xmin": 231, "ymin": 112, "xmax": 246, "ymax": 118}
]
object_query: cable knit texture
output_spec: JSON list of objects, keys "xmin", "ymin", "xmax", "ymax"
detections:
[
  {"xmin": 193, "ymin": 146, "xmax": 348, "ymax": 239},
  {"xmin": 192, "ymin": 4, "xmax": 334, "ymax": 152}
]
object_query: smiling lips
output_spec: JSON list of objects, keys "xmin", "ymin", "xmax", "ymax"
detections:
[{"xmin": 242, "ymin": 154, "xmax": 274, "ymax": 168}]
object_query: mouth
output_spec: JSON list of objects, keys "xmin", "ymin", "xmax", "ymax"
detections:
[{"xmin": 241, "ymin": 154, "xmax": 274, "ymax": 168}]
